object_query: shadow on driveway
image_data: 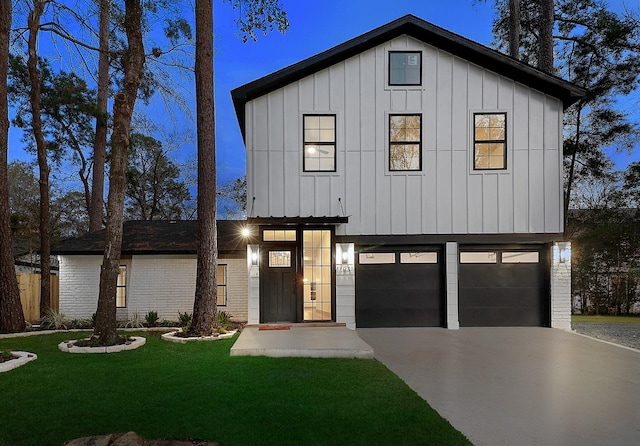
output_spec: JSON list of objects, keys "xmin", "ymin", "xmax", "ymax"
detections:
[{"xmin": 358, "ymin": 327, "xmax": 640, "ymax": 446}]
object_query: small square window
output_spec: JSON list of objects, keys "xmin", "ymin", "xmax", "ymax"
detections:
[
  {"xmin": 303, "ymin": 115, "xmax": 336, "ymax": 172},
  {"xmin": 389, "ymin": 51, "xmax": 422, "ymax": 86},
  {"xmin": 389, "ymin": 114, "xmax": 422, "ymax": 171},
  {"xmin": 474, "ymin": 113, "xmax": 506, "ymax": 170}
]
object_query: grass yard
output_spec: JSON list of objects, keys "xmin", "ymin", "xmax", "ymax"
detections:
[
  {"xmin": 0, "ymin": 331, "xmax": 470, "ymax": 446},
  {"xmin": 572, "ymin": 314, "xmax": 640, "ymax": 324}
]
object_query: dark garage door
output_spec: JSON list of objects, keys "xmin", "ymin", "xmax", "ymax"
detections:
[
  {"xmin": 459, "ymin": 248, "xmax": 549, "ymax": 327},
  {"xmin": 356, "ymin": 247, "xmax": 443, "ymax": 327}
]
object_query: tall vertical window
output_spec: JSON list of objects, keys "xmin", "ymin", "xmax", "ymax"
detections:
[
  {"xmin": 303, "ymin": 115, "xmax": 336, "ymax": 172},
  {"xmin": 116, "ymin": 265, "xmax": 127, "ymax": 308},
  {"xmin": 303, "ymin": 230, "xmax": 332, "ymax": 321},
  {"xmin": 474, "ymin": 113, "xmax": 507, "ymax": 170},
  {"xmin": 389, "ymin": 114, "xmax": 422, "ymax": 171},
  {"xmin": 389, "ymin": 51, "xmax": 422, "ymax": 86},
  {"xmin": 217, "ymin": 264, "xmax": 227, "ymax": 306}
]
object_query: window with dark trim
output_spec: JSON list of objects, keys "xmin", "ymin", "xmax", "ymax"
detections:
[
  {"xmin": 116, "ymin": 265, "xmax": 127, "ymax": 308},
  {"xmin": 389, "ymin": 51, "xmax": 422, "ymax": 86},
  {"xmin": 474, "ymin": 113, "xmax": 507, "ymax": 170},
  {"xmin": 303, "ymin": 115, "xmax": 336, "ymax": 172},
  {"xmin": 389, "ymin": 114, "xmax": 422, "ymax": 171},
  {"xmin": 217, "ymin": 264, "xmax": 227, "ymax": 306}
]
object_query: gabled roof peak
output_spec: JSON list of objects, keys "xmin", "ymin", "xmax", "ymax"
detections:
[{"xmin": 231, "ymin": 14, "xmax": 585, "ymax": 139}]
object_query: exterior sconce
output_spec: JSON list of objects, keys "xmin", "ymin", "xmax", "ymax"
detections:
[
  {"xmin": 241, "ymin": 226, "xmax": 251, "ymax": 238},
  {"xmin": 557, "ymin": 242, "xmax": 571, "ymax": 265},
  {"xmin": 336, "ymin": 243, "xmax": 355, "ymax": 275}
]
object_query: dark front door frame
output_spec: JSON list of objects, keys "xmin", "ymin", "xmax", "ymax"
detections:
[
  {"xmin": 257, "ymin": 224, "xmax": 337, "ymax": 323},
  {"xmin": 259, "ymin": 243, "xmax": 300, "ymax": 323}
]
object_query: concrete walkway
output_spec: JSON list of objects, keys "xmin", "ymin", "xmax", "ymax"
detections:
[
  {"xmin": 230, "ymin": 325, "xmax": 374, "ymax": 358},
  {"xmin": 358, "ymin": 327, "xmax": 640, "ymax": 446}
]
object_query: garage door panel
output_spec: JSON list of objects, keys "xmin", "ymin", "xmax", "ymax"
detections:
[
  {"xmin": 460, "ymin": 288, "xmax": 543, "ymax": 307},
  {"xmin": 460, "ymin": 307, "xmax": 544, "ymax": 327},
  {"xmin": 356, "ymin": 247, "xmax": 443, "ymax": 327},
  {"xmin": 459, "ymin": 247, "xmax": 548, "ymax": 327},
  {"xmin": 460, "ymin": 266, "xmax": 542, "ymax": 288}
]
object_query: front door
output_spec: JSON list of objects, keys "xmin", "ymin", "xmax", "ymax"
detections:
[{"xmin": 260, "ymin": 246, "xmax": 298, "ymax": 322}]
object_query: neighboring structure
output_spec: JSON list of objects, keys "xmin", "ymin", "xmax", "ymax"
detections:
[
  {"xmin": 51, "ymin": 220, "xmax": 248, "ymax": 322},
  {"xmin": 231, "ymin": 15, "xmax": 584, "ymax": 330}
]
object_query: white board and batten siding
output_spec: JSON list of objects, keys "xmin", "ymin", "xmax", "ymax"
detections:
[{"xmin": 245, "ymin": 35, "xmax": 564, "ymax": 236}]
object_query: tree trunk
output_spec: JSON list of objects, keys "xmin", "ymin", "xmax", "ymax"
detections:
[
  {"xmin": 508, "ymin": 0, "xmax": 520, "ymax": 59},
  {"xmin": 94, "ymin": 0, "xmax": 145, "ymax": 345},
  {"xmin": 89, "ymin": 0, "xmax": 110, "ymax": 233},
  {"xmin": 189, "ymin": 0, "xmax": 217, "ymax": 336},
  {"xmin": 0, "ymin": 0, "xmax": 26, "ymax": 333},
  {"xmin": 27, "ymin": 0, "xmax": 51, "ymax": 317},
  {"xmin": 538, "ymin": 0, "xmax": 555, "ymax": 73}
]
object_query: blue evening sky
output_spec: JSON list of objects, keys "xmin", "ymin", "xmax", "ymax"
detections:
[{"xmin": 8, "ymin": 0, "xmax": 638, "ymax": 186}]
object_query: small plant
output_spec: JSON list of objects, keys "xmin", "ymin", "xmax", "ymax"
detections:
[
  {"xmin": 0, "ymin": 349, "xmax": 16, "ymax": 363},
  {"xmin": 145, "ymin": 310, "xmax": 159, "ymax": 327},
  {"xmin": 69, "ymin": 319, "xmax": 93, "ymax": 329},
  {"xmin": 178, "ymin": 311, "xmax": 192, "ymax": 327},
  {"xmin": 217, "ymin": 311, "xmax": 233, "ymax": 325},
  {"xmin": 40, "ymin": 308, "xmax": 68, "ymax": 330},
  {"xmin": 122, "ymin": 313, "xmax": 144, "ymax": 329}
]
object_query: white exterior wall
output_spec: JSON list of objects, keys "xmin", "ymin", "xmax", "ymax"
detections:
[
  {"xmin": 551, "ymin": 242, "xmax": 572, "ymax": 330},
  {"xmin": 58, "ymin": 254, "xmax": 248, "ymax": 322},
  {"xmin": 58, "ymin": 255, "xmax": 102, "ymax": 320},
  {"xmin": 445, "ymin": 242, "xmax": 460, "ymax": 330},
  {"xmin": 245, "ymin": 35, "xmax": 565, "ymax": 237}
]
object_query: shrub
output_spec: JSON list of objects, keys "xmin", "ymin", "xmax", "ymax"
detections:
[
  {"xmin": 178, "ymin": 312, "xmax": 192, "ymax": 327},
  {"xmin": 40, "ymin": 308, "xmax": 68, "ymax": 330},
  {"xmin": 145, "ymin": 310, "xmax": 159, "ymax": 327}
]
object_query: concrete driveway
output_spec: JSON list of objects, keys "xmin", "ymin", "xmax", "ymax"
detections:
[{"xmin": 357, "ymin": 327, "xmax": 640, "ymax": 446}]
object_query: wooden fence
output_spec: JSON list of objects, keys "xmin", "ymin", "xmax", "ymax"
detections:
[{"xmin": 17, "ymin": 273, "xmax": 59, "ymax": 323}]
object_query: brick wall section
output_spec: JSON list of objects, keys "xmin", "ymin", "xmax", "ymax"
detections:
[
  {"xmin": 551, "ymin": 242, "xmax": 572, "ymax": 330},
  {"xmin": 336, "ymin": 264, "xmax": 356, "ymax": 330},
  {"xmin": 58, "ymin": 254, "xmax": 248, "ymax": 322},
  {"xmin": 445, "ymin": 242, "xmax": 460, "ymax": 330},
  {"xmin": 59, "ymin": 255, "xmax": 102, "ymax": 320}
]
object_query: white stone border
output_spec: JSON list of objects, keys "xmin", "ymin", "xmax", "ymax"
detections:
[
  {"xmin": 0, "ymin": 351, "xmax": 37, "ymax": 373},
  {"xmin": 161, "ymin": 330, "xmax": 237, "ymax": 344},
  {"xmin": 58, "ymin": 336, "xmax": 146, "ymax": 353}
]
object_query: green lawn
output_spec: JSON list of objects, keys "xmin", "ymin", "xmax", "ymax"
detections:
[
  {"xmin": 0, "ymin": 331, "xmax": 470, "ymax": 446},
  {"xmin": 572, "ymin": 314, "xmax": 640, "ymax": 324}
]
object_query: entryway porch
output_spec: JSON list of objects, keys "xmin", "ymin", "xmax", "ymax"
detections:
[{"xmin": 230, "ymin": 323, "xmax": 374, "ymax": 358}]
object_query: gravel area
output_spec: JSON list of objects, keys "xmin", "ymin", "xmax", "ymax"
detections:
[{"xmin": 572, "ymin": 322, "xmax": 640, "ymax": 350}]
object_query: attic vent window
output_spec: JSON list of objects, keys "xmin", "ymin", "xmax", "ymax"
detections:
[{"xmin": 389, "ymin": 51, "xmax": 422, "ymax": 86}]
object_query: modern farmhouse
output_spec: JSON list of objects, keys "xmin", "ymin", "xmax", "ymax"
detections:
[{"xmin": 231, "ymin": 14, "xmax": 584, "ymax": 330}]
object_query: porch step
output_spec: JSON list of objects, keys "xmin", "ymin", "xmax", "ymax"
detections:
[
  {"xmin": 230, "ymin": 326, "xmax": 374, "ymax": 359},
  {"xmin": 247, "ymin": 322, "xmax": 347, "ymax": 328}
]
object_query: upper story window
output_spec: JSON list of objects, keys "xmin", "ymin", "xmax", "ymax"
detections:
[
  {"xmin": 474, "ymin": 113, "xmax": 507, "ymax": 170},
  {"xmin": 303, "ymin": 115, "xmax": 336, "ymax": 172},
  {"xmin": 389, "ymin": 51, "xmax": 422, "ymax": 86},
  {"xmin": 389, "ymin": 114, "xmax": 422, "ymax": 171}
]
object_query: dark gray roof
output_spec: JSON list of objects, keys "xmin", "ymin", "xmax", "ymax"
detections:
[
  {"xmin": 231, "ymin": 14, "xmax": 585, "ymax": 140},
  {"xmin": 51, "ymin": 220, "xmax": 247, "ymax": 255}
]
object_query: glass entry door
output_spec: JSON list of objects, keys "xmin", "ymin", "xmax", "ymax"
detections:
[{"xmin": 302, "ymin": 230, "xmax": 332, "ymax": 321}]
